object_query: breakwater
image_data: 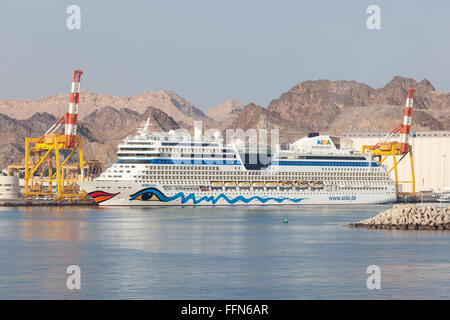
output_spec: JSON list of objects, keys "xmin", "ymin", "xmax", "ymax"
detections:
[{"xmin": 349, "ymin": 204, "xmax": 450, "ymax": 230}]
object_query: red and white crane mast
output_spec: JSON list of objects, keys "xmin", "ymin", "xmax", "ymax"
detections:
[
  {"xmin": 399, "ymin": 88, "xmax": 415, "ymax": 153},
  {"xmin": 65, "ymin": 70, "xmax": 83, "ymax": 148}
]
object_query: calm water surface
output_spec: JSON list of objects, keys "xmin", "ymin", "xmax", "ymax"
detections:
[{"xmin": 0, "ymin": 204, "xmax": 449, "ymax": 299}]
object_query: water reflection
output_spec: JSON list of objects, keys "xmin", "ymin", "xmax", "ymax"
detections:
[
  {"xmin": 0, "ymin": 205, "xmax": 449, "ymax": 299},
  {"xmin": 21, "ymin": 207, "xmax": 85, "ymax": 242}
]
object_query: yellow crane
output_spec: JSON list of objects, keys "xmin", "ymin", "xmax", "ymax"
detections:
[
  {"xmin": 362, "ymin": 88, "xmax": 416, "ymax": 199},
  {"xmin": 24, "ymin": 70, "xmax": 86, "ymax": 201}
]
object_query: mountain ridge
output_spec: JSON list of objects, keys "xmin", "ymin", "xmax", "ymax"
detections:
[
  {"xmin": 0, "ymin": 106, "xmax": 180, "ymax": 170},
  {"xmin": 1, "ymin": 75, "xmax": 449, "ymax": 170},
  {"xmin": 0, "ymin": 89, "xmax": 213, "ymax": 125}
]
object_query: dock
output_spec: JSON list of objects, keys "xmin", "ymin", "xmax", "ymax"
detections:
[{"xmin": 0, "ymin": 199, "xmax": 97, "ymax": 207}]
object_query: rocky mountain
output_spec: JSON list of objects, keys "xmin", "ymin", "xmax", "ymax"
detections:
[
  {"xmin": 0, "ymin": 107, "xmax": 180, "ymax": 170},
  {"xmin": 0, "ymin": 90, "xmax": 213, "ymax": 126},
  {"xmin": 266, "ymin": 76, "xmax": 450, "ymax": 132},
  {"xmin": 81, "ymin": 106, "xmax": 180, "ymax": 165},
  {"xmin": 204, "ymin": 99, "xmax": 244, "ymax": 127},
  {"xmin": 1, "ymin": 75, "xmax": 449, "ymax": 170},
  {"xmin": 227, "ymin": 103, "xmax": 308, "ymax": 142},
  {"xmin": 0, "ymin": 113, "xmax": 46, "ymax": 169},
  {"xmin": 0, "ymin": 112, "xmax": 96, "ymax": 171},
  {"xmin": 231, "ymin": 76, "xmax": 450, "ymax": 141},
  {"xmin": 325, "ymin": 106, "xmax": 445, "ymax": 135}
]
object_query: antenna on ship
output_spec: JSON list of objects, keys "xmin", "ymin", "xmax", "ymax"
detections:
[{"xmin": 143, "ymin": 117, "xmax": 151, "ymax": 133}]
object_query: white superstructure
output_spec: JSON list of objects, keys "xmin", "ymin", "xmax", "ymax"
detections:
[{"xmin": 80, "ymin": 122, "xmax": 397, "ymax": 205}]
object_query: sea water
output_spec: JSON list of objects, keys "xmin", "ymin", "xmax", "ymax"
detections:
[{"xmin": 0, "ymin": 204, "xmax": 449, "ymax": 299}]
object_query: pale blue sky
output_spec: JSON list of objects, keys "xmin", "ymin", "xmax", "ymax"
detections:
[{"xmin": 0, "ymin": 0, "xmax": 449, "ymax": 110}]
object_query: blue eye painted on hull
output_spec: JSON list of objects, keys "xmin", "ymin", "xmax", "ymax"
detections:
[{"xmin": 130, "ymin": 188, "xmax": 166, "ymax": 201}]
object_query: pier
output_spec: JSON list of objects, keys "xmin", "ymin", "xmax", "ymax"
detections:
[{"xmin": 0, "ymin": 199, "xmax": 96, "ymax": 207}]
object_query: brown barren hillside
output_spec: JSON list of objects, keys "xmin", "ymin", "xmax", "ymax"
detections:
[
  {"xmin": 228, "ymin": 103, "xmax": 309, "ymax": 143},
  {"xmin": 0, "ymin": 90, "xmax": 213, "ymax": 125},
  {"xmin": 0, "ymin": 107, "xmax": 180, "ymax": 170},
  {"xmin": 1, "ymin": 75, "xmax": 449, "ymax": 170},
  {"xmin": 204, "ymin": 99, "xmax": 244, "ymax": 127},
  {"xmin": 229, "ymin": 76, "xmax": 449, "ymax": 142}
]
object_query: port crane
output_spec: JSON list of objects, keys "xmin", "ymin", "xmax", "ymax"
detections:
[
  {"xmin": 362, "ymin": 88, "xmax": 416, "ymax": 199},
  {"xmin": 24, "ymin": 70, "xmax": 86, "ymax": 200}
]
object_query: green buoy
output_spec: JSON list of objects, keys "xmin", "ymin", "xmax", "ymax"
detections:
[{"xmin": 283, "ymin": 217, "xmax": 288, "ymax": 224}]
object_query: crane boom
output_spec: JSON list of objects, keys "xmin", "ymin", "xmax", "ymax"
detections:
[{"xmin": 370, "ymin": 88, "xmax": 415, "ymax": 154}]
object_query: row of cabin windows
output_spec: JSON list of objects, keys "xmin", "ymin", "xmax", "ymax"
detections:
[
  {"xmin": 131, "ymin": 174, "xmax": 388, "ymax": 180},
  {"xmin": 117, "ymin": 153, "xmax": 236, "ymax": 158}
]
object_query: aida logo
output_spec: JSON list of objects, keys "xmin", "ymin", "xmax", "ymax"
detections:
[{"xmin": 317, "ymin": 139, "xmax": 331, "ymax": 145}]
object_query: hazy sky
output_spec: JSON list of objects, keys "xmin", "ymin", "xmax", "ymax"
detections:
[{"xmin": 1, "ymin": 0, "xmax": 449, "ymax": 110}]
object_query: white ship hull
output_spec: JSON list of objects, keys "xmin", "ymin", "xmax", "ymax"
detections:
[
  {"xmin": 80, "ymin": 181, "xmax": 397, "ymax": 206},
  {"xmin": 84, "ymin": 127, "xmax": 397, "ymax": 206}
]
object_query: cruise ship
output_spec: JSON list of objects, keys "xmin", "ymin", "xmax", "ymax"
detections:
[{"xmin": 79, "ymin": 119, "xmax": 397, "ymax": 206}]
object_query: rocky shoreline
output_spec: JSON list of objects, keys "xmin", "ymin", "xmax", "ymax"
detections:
[{"xmin": 349, "ymin": 204, "xmax": 450, "ymax": 230}]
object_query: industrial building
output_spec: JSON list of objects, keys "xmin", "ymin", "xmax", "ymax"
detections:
[{"xmin": 345, "ymin": 131, "xmax": 450, "ymax": 193}]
